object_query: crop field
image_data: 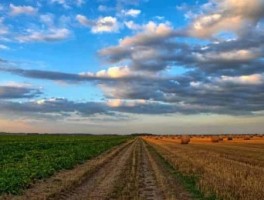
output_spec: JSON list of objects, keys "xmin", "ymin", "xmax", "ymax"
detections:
[
  {"xmin": 0, "ymin": 134, "xmax": 129, "ymax": 195},
  {"xmin": 0, "ymin": 134, "xmax": 264, "ymax": 200},
  {"xmin": 144, "ymin": 135, "xmax": 264, "ymax": 200}
]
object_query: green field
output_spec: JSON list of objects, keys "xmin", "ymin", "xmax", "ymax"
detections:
[{"xmin": 0, "ymin": 134, "xmax": 130, "ymax": 195}]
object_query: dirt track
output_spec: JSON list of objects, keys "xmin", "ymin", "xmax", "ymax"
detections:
[
  {"xmin": 4, "ymin": 138, "xmax": 192, "ymax": 200},
  {"xmin": 54, "ymin": 138, "xmax": 192, "ymax": 200}
]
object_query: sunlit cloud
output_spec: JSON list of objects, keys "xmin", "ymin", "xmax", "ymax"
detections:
[{"xmin": 76, "ymin": 15, "xmax": 119, "ymax": 33}]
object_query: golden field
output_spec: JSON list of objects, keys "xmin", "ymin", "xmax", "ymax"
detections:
[{"xmin": 143, "ymin": 135, "xmax": 264, "ymax": 200}]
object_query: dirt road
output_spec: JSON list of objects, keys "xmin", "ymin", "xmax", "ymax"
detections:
[
  {"xmin": 5, "ymin": 138, "xmax": 192, "ymax": 200},
  {"xmin": 55, "ymin": 138, "xmax": 192, "ymax": 200}
]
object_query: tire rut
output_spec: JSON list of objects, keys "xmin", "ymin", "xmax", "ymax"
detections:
[{"xmin": 138, "ymin": 140, "xmax": 165, "ymax": 200}]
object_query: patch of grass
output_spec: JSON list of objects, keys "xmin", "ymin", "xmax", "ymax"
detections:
[{"xmin": 147, "ymin": 144, "xmax": 218, "ymax": 200}]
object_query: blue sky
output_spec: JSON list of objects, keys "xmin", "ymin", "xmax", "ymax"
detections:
[{"xmin": 0, "ymin": 0, "xmax": 264, "ymax": 134}]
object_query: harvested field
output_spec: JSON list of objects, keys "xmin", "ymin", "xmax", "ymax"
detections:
[{"xmin": 144, "ymin": 136, "xmax": 264, "ymax": 200}]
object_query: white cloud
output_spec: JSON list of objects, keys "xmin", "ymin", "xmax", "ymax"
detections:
[
  {"xmin": 76, "ymin": 14, "xmax": 91, "ymax": 26},
  {"xmin": 96, "ymin": 66, "xmax": 131, "ymax": 78},
  {"xmin": 9, "ymin": 4, "xmax": 37, "ymax": 16},
  {"xmin": 92, "ymin": 16, "xmax": 119, "ymax": 33},
  {"xmin": 80, "ymin": 66, "xmax": 134, "ymax": 78},
  {"xmin": 122, "ymin": 9, "xmax": 141, "ymax": 17},
  {"xmin": 119, "ymin": 21, "xmax": 173, "ymax": 46},
  {"xmin": 76, "ymin": 15, "xmax": 119, "ymax": 33},
  {"xmin": 16, "ymin": 28, "xmax": 70, "ymax": 42}
]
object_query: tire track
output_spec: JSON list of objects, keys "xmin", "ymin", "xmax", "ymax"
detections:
[{"xmin": 138, "ymin": 140, "xmax": 165, "ymax": 200}]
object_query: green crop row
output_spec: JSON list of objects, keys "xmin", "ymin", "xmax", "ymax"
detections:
[{"xmin": 0, "ymin": 134, "xmax": 130, "ymax": 195}]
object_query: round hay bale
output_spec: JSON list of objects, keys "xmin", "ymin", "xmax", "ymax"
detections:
[
  {"xmin": 244, "ymin": 135, "xmax": 251, "ymax": 140},
  {"xmin": 181, "ymin": 136, "xmax": 190, "ymax": 144},
  {"xmin": 227, "ymin": 136, "xmax": 233, "ymax": 140},
  {"xmin": 211, "ymin": 136, "xmax": 219, "ymax": 143},
  {"xmin": 219, "ymin": 136, "xmax": 223, "ymax": 141}
]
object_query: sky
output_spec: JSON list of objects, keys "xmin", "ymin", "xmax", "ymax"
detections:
[{"xmin": 0, "ymin": 0, "xmax": 264, "ymax": 134}]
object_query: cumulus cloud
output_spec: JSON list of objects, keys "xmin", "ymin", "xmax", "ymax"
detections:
[
  {"xmin": 188, "ymin": 0, "xmax": 264, "ymax": 38},
  {"xmin": 90, "ymin": 63, "xmax": 264, "ymax": 115},
  {"xmin": 95, "ymin": 66, "xmax": 132, "ymax": 78},
  {"xmin": 90, "ymin": 16, "xmax": 119, "ymax": 33},
  {"xmin": 99, "ymin": 21, "xmax": 186, "ymax": 72},
  {"xmin": 76, "ymin": 15, "xmax": 119, "ymax": 33},
  {"xmin": 1, "ymin": 0, "xmax": 264, "ymax": 119},
  {"xmin": 122, "ymin": 9, "xmax": 141, "ymax": 17},
  {"xmin": 9, "ymin": 4, "xmax": 38, "ymax": 16},
  {"xmin": 76, "ymin": 14, "xmax": 92, "ymax": 26},
  {"xmin": 1, "ymin": 63, "xmax": 264, "ymax": 116}
]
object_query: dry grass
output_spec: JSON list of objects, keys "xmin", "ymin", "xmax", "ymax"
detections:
[{"xmin": 143, "ymin": 135, "xmax": 264, "ymax": 200}]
